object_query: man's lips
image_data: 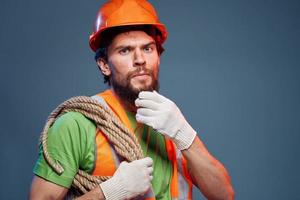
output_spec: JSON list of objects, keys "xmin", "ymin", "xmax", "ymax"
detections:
[
  {"xmin": 131, "ymin": 73, "xmax": 151, "ymax": 82},
  {"xmin": 132, "ymin": 73, "xmax": 150, "ymax": 78}
]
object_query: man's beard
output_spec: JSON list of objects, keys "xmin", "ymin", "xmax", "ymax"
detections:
[{"xmin": 111, "ymin": 67, "xmax": 159, "ymax": 108}]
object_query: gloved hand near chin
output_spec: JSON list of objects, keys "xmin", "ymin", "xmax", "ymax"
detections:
[
  {"xmin": 135, "ymin": 91, "xmax": 197, "ymax": 150},
  {"xmin": 99, "ymin": 157, "xmax": 153, "ymax": 200}
]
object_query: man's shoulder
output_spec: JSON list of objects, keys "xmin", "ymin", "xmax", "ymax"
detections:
[
  {"xmin": 48, "ymin": 111, "xmax": 96, "ymax": 139},
  {"xmin": 52, "ymin": 111, "xmax": 96, "ymax": 133}
]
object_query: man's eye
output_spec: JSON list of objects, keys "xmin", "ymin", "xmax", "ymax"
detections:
[
  {"xmin": 119, "ymin": 48, "xmax": 130, "ymax": 54},
  {"xmin": 144, "ymin": 46, "xmax": 153, "ymax": 53}
]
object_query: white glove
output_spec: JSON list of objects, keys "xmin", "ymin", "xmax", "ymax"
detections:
[
  {"xmin": 99, "ymin": 157, "xmax": 153, "ymax": 200},
  {"xmin": 135, "ymin": 91, "xmax": 197, "ymax": 150}
]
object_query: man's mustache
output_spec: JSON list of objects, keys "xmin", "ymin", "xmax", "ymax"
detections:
[{"xmin": 127, "ymin": 67, "xmax": 153, "ymax": 80}]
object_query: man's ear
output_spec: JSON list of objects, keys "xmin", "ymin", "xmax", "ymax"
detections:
[{"xmin": 97, "ymin": 58, "xmax": 111, "ymax": 76}]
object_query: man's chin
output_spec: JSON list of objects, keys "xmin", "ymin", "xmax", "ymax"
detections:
[
  {"xmin": 112, "ymin": 78, "xmax": 159, "ymax": 109},
  {"xmin": 130, "ymin": 79, "xmax": 157, "ymax": 92},
  {"xmin": 130, "ymin": 84, "xmax": 155, "ymax": 93}
]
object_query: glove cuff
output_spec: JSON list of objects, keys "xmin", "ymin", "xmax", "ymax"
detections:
[
  {"xmin": 174, "ymin": 122, "xmax": 197, "ymax": 150},
  {"xmin": 99, "ymin": 178, "xmax": 127, "ymax": 200}
]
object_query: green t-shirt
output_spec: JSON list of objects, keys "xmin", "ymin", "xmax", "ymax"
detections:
[
  {"xmin": 33, "ymin": 111, "xmax": 172, "ymax": 199},
  {"xmin": 34, "ymin": 112, "xmax": 96, "ymax": 188}
]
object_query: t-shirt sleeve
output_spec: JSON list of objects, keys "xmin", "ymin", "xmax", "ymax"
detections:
[{"xmin": 33, "ymin": 112, "xmax": 96, "ymax": 188}]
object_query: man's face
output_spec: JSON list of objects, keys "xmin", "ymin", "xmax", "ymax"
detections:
[{"xmin": 105, "ymin": 30, "xmax": 160, "ymax": 103}]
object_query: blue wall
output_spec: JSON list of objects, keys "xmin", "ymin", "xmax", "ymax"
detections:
[{"xmin": 0, "ymin": 0, "xmax": 299, "ymax": 199}]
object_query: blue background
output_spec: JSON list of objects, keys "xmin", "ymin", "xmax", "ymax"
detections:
[{"xmin": 0, "ymin": 0, "xmax": 299, "ymax": 199}]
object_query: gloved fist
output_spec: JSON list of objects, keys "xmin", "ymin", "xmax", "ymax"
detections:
[
  {"xmin": 99, "ymin": 157, "xmax": 153, "ymax": 200},
  {"xmin": 135, "ymin": 91, "xmax": 197, "ymax": 150}
]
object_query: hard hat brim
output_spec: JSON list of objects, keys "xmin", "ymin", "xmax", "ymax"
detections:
[{"xmin": 89, "ymin": 23, "xmax": 167, "ymax": 52}]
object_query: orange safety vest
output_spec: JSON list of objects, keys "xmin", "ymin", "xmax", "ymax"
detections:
[{"xmin": 91, "ymin": 89, "xmax": 193, "ymax": 200}]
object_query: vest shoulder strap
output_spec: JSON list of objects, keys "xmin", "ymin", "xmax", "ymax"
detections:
[{"xmin": 91, "ymin": 95, "xmax": 109, "ymax": 109}]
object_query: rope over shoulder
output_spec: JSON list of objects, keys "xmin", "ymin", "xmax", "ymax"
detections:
[{"xmin": 39, "ymin": 96, "xmax": 144, "ymax": 196}]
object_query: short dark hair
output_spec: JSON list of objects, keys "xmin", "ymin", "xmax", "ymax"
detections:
[{"xmin": 95, "ymin": 25, "xmax": 165, "ymax": 85}]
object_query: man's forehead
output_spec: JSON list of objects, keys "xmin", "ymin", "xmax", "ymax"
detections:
[{"xmin": 110, "ymin": 30, "xmax": 156, "ymax": 47}]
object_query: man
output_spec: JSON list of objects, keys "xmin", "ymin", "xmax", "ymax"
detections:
[{"xmin": 30, "ymin": 0, "xmax": 234, "ymax": 199}]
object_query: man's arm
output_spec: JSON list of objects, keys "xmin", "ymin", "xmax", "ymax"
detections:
[
  {"xmin": 29, "ymin": 176, "xmax": 105, "ymax": 200},
  {"xmin": 135, "ymin": 91, "xmax": 234, "ymax": 200},
  {"xmin": 30, "ymin": 157, "xmax": 154, "ymax": 200},
  {"xmin": 182, "ymin": 136, "xmax": 234, "ymax": 200},
  {"xmin": 30, "ymin": 176, "xmax": 69, "ymax": 200}
]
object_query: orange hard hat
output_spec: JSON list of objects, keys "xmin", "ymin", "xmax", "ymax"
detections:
[{"xmin": 89, "ymin": 0, "xmax": 168, "ymax": 52}]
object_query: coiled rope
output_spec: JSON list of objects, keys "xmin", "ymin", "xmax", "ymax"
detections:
[{"xmin": 39, "ymin": 96, "xmax": 144, "ymax": 196}]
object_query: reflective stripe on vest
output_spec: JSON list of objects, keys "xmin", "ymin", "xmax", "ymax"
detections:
[
  {"xmin": 165, "ymin": 138, "xmax": 193, "ymax": 200},
  {"xmin": 176, "ymin": 150, "xmax": 193, "ymax": 200},
  {"xmin": 91, "ymin": 90, "xmax": 193, "ymax": 199}
]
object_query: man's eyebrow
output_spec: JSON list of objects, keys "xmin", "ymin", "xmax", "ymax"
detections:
[
  {"xmin": 113, "ymin": 41, "xmax": 156, "ymax": 51},
  {"xmin": 113, "ymin": 45, "xmax": 131, "ymax": 51},
  {"xmin": 142, "ymin": 41, "xmax": 156, "ymax": 48}
]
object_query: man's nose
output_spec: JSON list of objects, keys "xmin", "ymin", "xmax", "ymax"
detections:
[{"xmin": 133, "ymin": 49, "xmax": 146, "ymax": 67}]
